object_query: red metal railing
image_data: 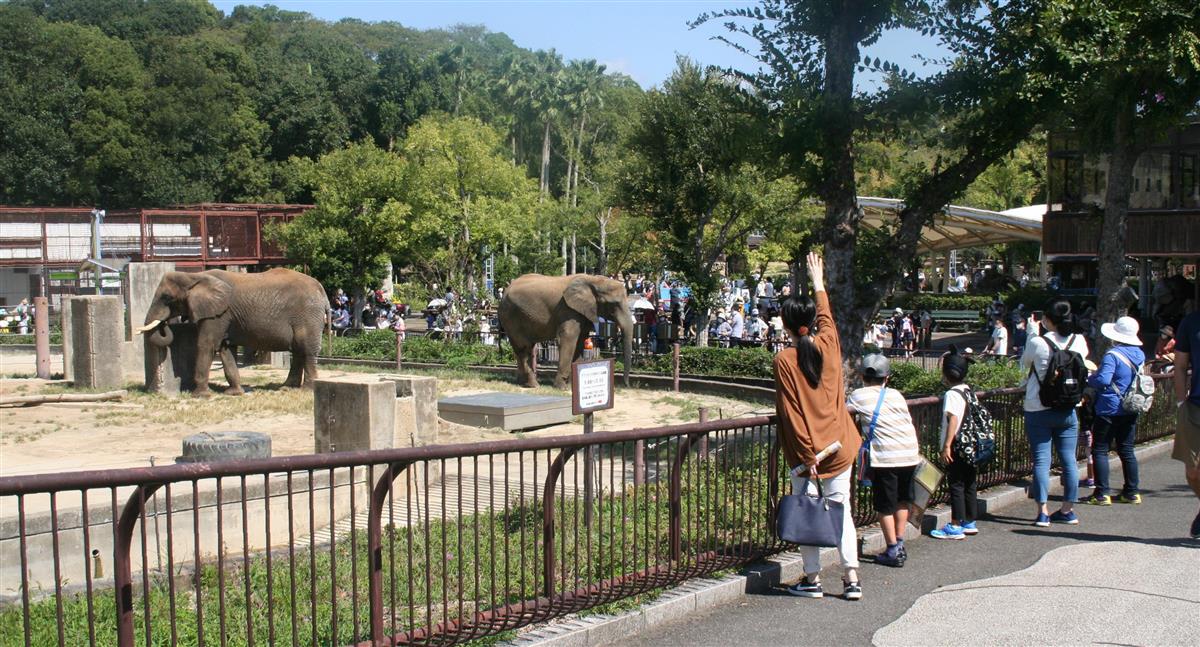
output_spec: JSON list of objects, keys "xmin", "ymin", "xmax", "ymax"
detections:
[
  {"xmin": 0, "ymin": 376, "xmax": 1179, "ymax": 646},
  {"xmin": 0, "ymin": 417, "xmax": 783, "ymax": 646}
]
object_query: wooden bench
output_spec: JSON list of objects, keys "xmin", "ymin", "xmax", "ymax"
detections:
[
  {"xmin": 929, "ymin": 310, "xmax": 982, "ymax": 332},
  {"xmin": 874, "ymin": 309, "xmax": 981, "ymax": 332}
]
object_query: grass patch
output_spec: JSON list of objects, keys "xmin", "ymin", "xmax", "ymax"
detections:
[{"xmin": 651, "ymin": 395, "xmax": 703, "ymax": 424}]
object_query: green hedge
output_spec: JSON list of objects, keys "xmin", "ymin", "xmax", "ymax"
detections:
[
  {"xmin": 322, "ymin": 331, "xmax": 1025, "ymax": 396},
  {"xmin": 897, "ymin": 294, "xmax": 991, "ymax": 312},
  {"xmin": 646, "ymin": 346, "xmax": 775, "ymax": 379},
  {"xmin": 326, "ymin": 331, "xmax": 513, "ymax": 369},
  {"xmin": 0, "ymin": 333, "xmax": 63, "ymax": 345},
  {"xmin": 886, "ymin": 357, "xmax": 1024, "ymax": 396}
]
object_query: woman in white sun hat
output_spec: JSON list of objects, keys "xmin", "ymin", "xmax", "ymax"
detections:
[{"xmin": 1083, "ymin": 316, "xmax": 1147, "ymax": 506}]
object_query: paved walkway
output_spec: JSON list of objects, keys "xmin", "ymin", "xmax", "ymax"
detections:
[{"xmin": 611, "ymin": 453, "xmax": 1200, "ymax": 647}]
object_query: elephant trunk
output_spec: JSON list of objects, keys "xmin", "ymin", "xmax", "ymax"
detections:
[
  {"xmin": 146, "ymin": 323, "xmax": 174, "ymax": 348},
  {"xmin": 617, "ymin": 309, "xmax": 634, "ymax": 387}
]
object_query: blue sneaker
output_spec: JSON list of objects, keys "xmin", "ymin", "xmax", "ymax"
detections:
[
  {"xmin": 1034, "ymin": 513, "xmax": 1051, "ymax": 527},
  {"xmin": 1050, "ymin": 510, "xmax": 1079, "ymax": 525},
  {"xmin": 930, "ymin": 523, "xmax": 965, "ymax": 540},
  {"xmin": 875, "ymin": 550, "xmax": 904, "ymax": 567},
  {"xmin": 960, "ymin": 521, "xmax": 979, "ymax": 535}
]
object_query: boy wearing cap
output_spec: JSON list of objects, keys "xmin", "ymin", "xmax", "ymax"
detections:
[
  {"xmin": 1084, "ymin": 316, "xmax": 1146, "ymax": 505},
  {"xmin": 931, "ymin": 348, "xmax": 979, "ymax": 540},
  {"xmin": 847, "ymin": 354, "xmax": 922, "ymax": 566}
]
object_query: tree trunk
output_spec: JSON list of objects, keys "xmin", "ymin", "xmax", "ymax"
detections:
[
  {"xmin": 352, "ymin": 286, "xmax": 367, "ymax": 329},
  {"xmin": 570, "ymin": 232, "xmax": 577, "ymax": 274},
  {"xmin": 596, "ymin": 207, "xmax": 610, "ymax": 275},
  {"xmin": 816, "ymin": 15, "xmax": 867, "ymax": 373},
  {"xmin": 695, "ymin": 308, "xmax": 712, "ymax": 347},
  {"xmin": 1095, "ymin": 109, "xmax": 1141, "ymax": 353},
  {"xmin": 540, "ymin": 120, "xmax": 552, "ymax": 199},
  {"xmin": 562, "ymin": 236, "xmax": 568, "ymax": 275}
]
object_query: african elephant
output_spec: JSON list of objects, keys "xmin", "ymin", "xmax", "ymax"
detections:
[
  {"xmin": 498, "ymin": 273, "xmax": 633, "ymax": 389},
  {"xmin": 137, "ymin": 268, "xmax": 328, "ymax": 396}
]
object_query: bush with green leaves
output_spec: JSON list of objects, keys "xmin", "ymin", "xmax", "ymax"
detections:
[
  {"xmin": 894, "ymin": 294, "xmax": 992, "ymax": 312},
  {"xmin": 0, "ymin": 332, "xmax": 63, "ymax": 345},
  {"xmin": 886, "ymin": 357, "xmax": 1024, "ymax": 397},
  {"xmin": 325, "ymin": 331, "xmax": 512, "ymax": 368},
  {"xmin": 646, "ymin": 346, "xmax": 775, "ymax": 379}
]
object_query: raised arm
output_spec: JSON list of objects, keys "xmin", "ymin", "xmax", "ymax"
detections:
[{"xmin": 808, "ymin": 251, "xmax": 838, "ymax": 346}]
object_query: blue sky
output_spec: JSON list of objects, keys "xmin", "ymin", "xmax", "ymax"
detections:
[{"xmin": 210, "ymin": 1, "xmax": 947, "ymax": 89}]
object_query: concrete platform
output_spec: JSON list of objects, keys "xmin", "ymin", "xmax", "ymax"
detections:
[{"xmin": 438, "ymin": 392, "xmax": 572, "ymax": 431}]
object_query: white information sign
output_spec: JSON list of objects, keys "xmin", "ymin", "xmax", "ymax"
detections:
[{"xmin": 571, "ymin": 358, "xmax": 614, "ymax": 414}]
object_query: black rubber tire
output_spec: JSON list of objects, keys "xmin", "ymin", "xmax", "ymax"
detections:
[{"xmin": 177, "ymin": 431, "xmax": 272, "ymax": 464}]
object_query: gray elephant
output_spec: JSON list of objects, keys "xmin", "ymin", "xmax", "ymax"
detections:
[
  {"xmin": 498, "ymin": 273, "xmax": 633, "ymax": 389},
  {"xmin": 137, "ymin": 268, "xmax": 328, "ymax": 396}
]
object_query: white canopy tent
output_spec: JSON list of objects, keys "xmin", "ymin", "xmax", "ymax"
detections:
[{"xmin": 857, "ymin": 197, "xmax": 1044, "ymax": 254}]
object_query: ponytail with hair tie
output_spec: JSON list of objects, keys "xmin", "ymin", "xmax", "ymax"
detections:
[{"xmin": 781, "ymin": 296, "xmax": 822, "ymax": 388}]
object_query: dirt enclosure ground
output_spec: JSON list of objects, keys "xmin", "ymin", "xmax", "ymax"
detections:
[{"xmin": 0, "ymin": 364, "xmax": 765, "ymax": 478}]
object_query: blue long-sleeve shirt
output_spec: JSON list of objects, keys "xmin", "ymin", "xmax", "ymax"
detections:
[{"xmin": 1087, "ymin": 345, "xmax": 1146, "ymax": 416}]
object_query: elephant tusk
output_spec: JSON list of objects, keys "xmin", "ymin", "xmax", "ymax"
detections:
[{"xmin": 136, "ymin": 319, "xmax": 162, "ymax": 333}]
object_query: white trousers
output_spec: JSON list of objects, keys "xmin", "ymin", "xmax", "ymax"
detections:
[{"xmin": 790, "ymin": 466, "xmax": 859, "ymax": 576}]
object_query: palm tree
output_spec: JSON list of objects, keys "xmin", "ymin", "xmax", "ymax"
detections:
[
  {"xmin": 560, "ymin": 59, "xmax": 607, "ymax": 207},
  {"xmin": 528, "ymin": 50, "xmax": 564, "ymax": 200}
]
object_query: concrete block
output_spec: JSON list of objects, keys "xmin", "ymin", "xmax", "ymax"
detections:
[
  {"xmin": 438, "ymin": 392, "xmax": 572, "ymax": 431},
  {"xmin": 69, "ymin": 296, "xmax": 124, "ymax": 390},
  {"xmin": 126, "ymin": 262, "xmax": 173, "ymax": 376},
  {"xmin": 380, "ymin": 375, "xmax": 439, "ymax": 447},
  {"xmin": 581, "ymin": 612, "xmax": 644, "ymax": 646},
  {"xmin": 60, "ymin": 298, "xmax": 73, "ymax": 382},
  {"xmin": 269, "ymin": 351, "xmax": 291, "ymax": 370},
  {"xmin": 641, "ymin": 591, "xmax": 696, "ymax": 627},
  {"xmin": 314, "ymin": 376, "xmax": 396, "ymax": 453},
  {"xmin": 692, "ymin": 575, "xmax": 743, "ymax": 609}
]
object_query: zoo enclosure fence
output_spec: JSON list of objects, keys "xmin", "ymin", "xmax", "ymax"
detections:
[{"xmin": 0, "ymin": 376, "xmax": 1178, "ymax": 647}]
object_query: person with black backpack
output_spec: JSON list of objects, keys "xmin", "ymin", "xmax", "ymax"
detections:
[
  {"xmin": 931, "ymin": 347, "xmax": 995, "ymax": 539},
  {"xmin": 1020, "ymin": 300, "xmax": 1092, "ymax": 527}
]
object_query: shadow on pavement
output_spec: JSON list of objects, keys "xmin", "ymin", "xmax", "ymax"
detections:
[{"xmin": 1009, "ymin": 528, "xmax": 1198, "ymax": 548}]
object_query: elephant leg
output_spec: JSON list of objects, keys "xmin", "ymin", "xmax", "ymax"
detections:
[
  {"xmin": 191, "ymin": 338, "xmax": 217, "ymax": 398},
  {"xmin": 512, "ymin": 341, "xmax": 537, "ymax": 388},
  {"xmin": 220, "ymin": 346, "xmax": 244, "ymax": 396},
  {"xmin": 554, "ymin": 321, "xmax": 585, "ymax": 389},
  {"xmin": 283, "ymin": 355, "xmax": 304, "ymax": 388}
]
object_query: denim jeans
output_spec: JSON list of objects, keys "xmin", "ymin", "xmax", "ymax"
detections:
[
  {"xmin": 1024, "ymin": 409, "xmax": 1079, "ymax": 504},
  {"xmin": 1091, "ymin": 414, "xmax": 1139, "ymax": 496}
]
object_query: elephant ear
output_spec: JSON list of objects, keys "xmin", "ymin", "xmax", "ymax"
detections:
[
  {"xmin": 187, "ymin": 274, "xmax": 233, "ymax": 320},
  {"xmin": 563, "ymin": 277, "xmax": 598, "ymax": 323}
]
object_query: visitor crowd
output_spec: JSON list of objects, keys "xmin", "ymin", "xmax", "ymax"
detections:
[{"xmin": 772, "ymin": 250, "xmax": 1199, "ymax": 603}]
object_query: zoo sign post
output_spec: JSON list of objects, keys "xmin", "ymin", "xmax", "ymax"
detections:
[{"xmin": 572, "ymin": 358, "xmax": 614, "ymax": 527}]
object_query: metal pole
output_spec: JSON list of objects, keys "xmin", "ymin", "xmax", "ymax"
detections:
[
  {"xmin": 583, "ymin": 412, "xmax": 594, "ymax": 528},
  {"xmin": 395, "ymin": 332, "xmax": 403, "ymax": 371},
  {"xmin": 672, "ymin": 342, "xmax": 680, "ymax": 392},
  {"xmin": 34, "ymin": 297, "xmax": 50, "ymax": 379},
  {"xmin": 91, "ymin": 209, "xmax": 105, "ymax": 295},
  {"xmin": 633, "ymin": 439, "xmax": 645, "ymax": 486}
]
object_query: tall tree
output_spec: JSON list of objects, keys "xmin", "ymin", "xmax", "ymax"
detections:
[
  {"xmin": 702, "ymin": 0, "xmax": 1074, "ymax": 363},
  {"xmin": 398, "ymin": 114, "xmax": 539, "ymax": 300},
  {"xmin": 274, "ymin": 142, "xmax": 410, "ymax": 327},
  {"xmin": 623, "ymin": 58, "xmax": 798, "ymax": 343},
  {"xmin": 1056, "ymin": 0, "xmax": 1200, "ymax": 334}
]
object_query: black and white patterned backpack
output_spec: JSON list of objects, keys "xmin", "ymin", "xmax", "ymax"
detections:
[{"xmin": 951, "ymin": 385, "xmax": 997, "ymax": 466}]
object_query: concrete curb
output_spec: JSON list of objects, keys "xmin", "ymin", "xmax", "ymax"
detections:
[
  {"xmin": 504, "ymin": 437, "xmax": 1176, "ymax": 647},
  {"xmin": 504, "ymin": 548, "xmax": 830, "ymax": 647},
  {"xmin": 921, "ymin": 436, "xmax": 1175, "ymax": 531}
]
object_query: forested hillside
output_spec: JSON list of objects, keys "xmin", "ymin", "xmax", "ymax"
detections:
[{"xmin": 0, "ymin": 0, "xmax": 640, "ymax": 208}]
